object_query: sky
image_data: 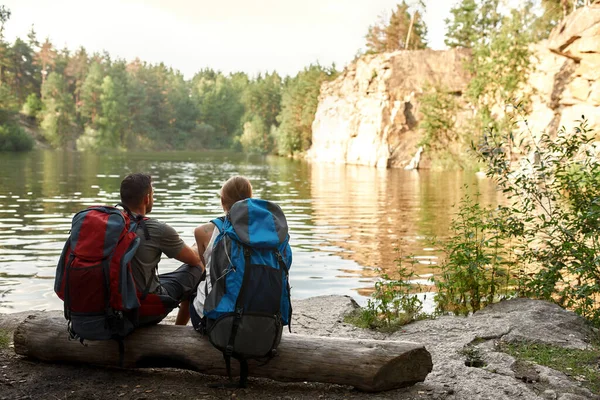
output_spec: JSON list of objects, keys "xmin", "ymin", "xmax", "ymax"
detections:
[{"xmin": 3, "ymin": 0, "xmax": 459, "ymax": 78}]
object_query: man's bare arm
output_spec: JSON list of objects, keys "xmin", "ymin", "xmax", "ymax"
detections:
[{"xmin": 175, "ymin": 245, "xmax": 204, "ymax": 271}]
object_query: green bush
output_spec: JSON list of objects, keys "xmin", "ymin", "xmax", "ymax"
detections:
[
  {"xmin": 21, "ymin": 93, "xmax": 42, "ymax": 118},
  {"xmin": 434, "ymin": 192, "xmax": 520, "ymax": 315},
  {"xmin": 418, "ymin": 86, "xmax": 458, "ymax": 150},
  {"xmin": 475, "ymin": 116, "xmax": 600, "ymax": 325},
  {"xmin": 239, "ymin": 115, "xmax": 273, "ymax": 154},
  {"xmin": 346, "ymin": 252, "xmax": 426, "ymax": 332},
  {"xmin": 0, "ymin": 123, "xmax": 34, "ymax": 152}
]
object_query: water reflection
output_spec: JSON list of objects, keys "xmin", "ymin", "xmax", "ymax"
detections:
[
  {"xmin": 0, "ymin": 150, "xmax": 500, "ymax": 313},
  {"xmin": 309, "ymin": 163, "xmax": 501, "ymax": 294}
]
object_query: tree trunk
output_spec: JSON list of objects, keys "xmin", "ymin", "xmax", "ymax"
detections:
[
  {"xmin": 13, "ymin": 312, "xmax": 433, "ymax": 392},
  {"xmin": 405, "ymin": 14, "xmax": 416, "ymax": 50}
]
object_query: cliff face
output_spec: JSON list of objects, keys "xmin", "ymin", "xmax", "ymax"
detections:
[
  {"xmin": 534, "ymin": 6, "xmax": 600, "ymax": 136},
  {"xmin": 307, "ymin": 49, "xmax": 471, "ymax": 168},
  {"xmin": 309, "ymin": 5, "xmax": 600, "ymax": 168}
]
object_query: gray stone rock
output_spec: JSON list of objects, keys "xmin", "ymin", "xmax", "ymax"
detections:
[{"xmin": 290, "ymin": 296, "xmax": 599, "ymax": 400}]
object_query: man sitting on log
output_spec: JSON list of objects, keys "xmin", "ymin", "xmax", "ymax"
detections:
[{"xmin": 120, "ymin": 173, "xmax": 205, "ymax": 325}]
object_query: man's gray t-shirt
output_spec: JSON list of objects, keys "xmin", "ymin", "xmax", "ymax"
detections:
[{"xmin": 131, "ymin": 218, "xmax": 185, "ymax": 294}]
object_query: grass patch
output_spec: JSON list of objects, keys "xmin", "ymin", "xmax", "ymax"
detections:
[
  {"xmin": 500, "ymin": 341, "xmax": 600, "ymax": 394},
  {"xmin": 343, "ymin": 308, "xmax": 417, "ymax": 333},
  {"xmin": 0, "ymin": 329, "xmax": 11, "ymax": 349}
]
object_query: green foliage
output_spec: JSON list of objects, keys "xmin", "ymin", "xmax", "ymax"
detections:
[
  {"xmin": 444, "ymin": 0, "xmax": 479, "ymax": 48},
  {"xmin": 418, "ymin": 86, "xmax": 458, "ymax": 150},
  {"xmin": 79, "ymin": 61, "xmax": 104, "ymax": 129},
  {"xmin": 0, "ymin": 83, "xmax": 18, "ymax": 111},
  {"xmin": 0, "ymin": 12, "xmax": 334, "ymax": 154},
  {"xmin": 475, "ymin": 115, "xmax": 600, "ymax": 326},
  {"xmin": 192, "ymin": 69, "xmax": 246, "ymax": 148},
  {"xmin": 21, "ymin": 93, "xmax": 42, "ymax": 118},
  {"xmin": 39, "ymin": 72, "xmax": 74, "ymax": 147},
  {"xmin": 500, "ymin": 341, "xmax": 600, "ymax": 394},
  {"xmin": 239, "ymin": 115, "xmax": 273, "ymax": 154},
  {"xmin": 465, "ymin": 4, "xmax": 534, "ymax": 137},
  {"xmin": 96, "ymin": 75, "xmax": 127, "ymax": 149},
  {"xmin": 365, "ymin": 1, "xmax": 428, "ymax": 54},
  {"xmin": 0, "ymin": 6, "xmax": 11, "ymax": 37},
  {"xmin": 345, "ymin": 252, "xmax": 426, "ymax": 332},
  {"xmin": 444, "ymin": 0, "xmax": 501, "ymax": 49},
  {"xmin": 242, "ymin": 72, "xmax": 282, "ymax": 131},
  {"xmin": 435, "ymin": 192, "xmax": 519, "ymax": 315},
  {"xmin": 275, "ymin": 64, "xmax": 337, "ymax": 156},
  {"xmin": 0, "ymin": 122, "xmax": 33, "ymax": 151}
]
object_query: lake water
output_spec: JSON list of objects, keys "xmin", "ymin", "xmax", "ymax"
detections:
[{"xmin": 0, "ymin": 150, "xmax": 500, "ymax": 314}]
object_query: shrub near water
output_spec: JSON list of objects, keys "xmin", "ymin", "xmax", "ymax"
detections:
[
  {"xmin": 345, "ymin": 253, "xmax": 427, "ymax": 332},
  {"xmin": 0, "ymin": 123, "xmax": 33, "ymax": 152},
  {"xmin": 353, "ymin": 117, "xmax": 600, "ymax": 330},
  {"xmin": 434, "ymin": 192, "xmax": 521, "ymax": 315},
  {"xmin": 474, "ymin": 116, "xmax": 600, "ymax": 326}
]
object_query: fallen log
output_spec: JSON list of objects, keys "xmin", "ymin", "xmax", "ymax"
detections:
[{"xmin": 13, "ymin": 312, "xmax": 433, "ymax": 392}]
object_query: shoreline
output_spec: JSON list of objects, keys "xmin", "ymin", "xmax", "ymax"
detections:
[{"xmin": 1, "ymin": 295, "xmax": 598, "ymax": 399}]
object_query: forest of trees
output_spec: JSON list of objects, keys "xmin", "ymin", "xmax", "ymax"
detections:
[
  {"xmin": 0, "ymin": 5, "xmax": 338, "ymax": 153},
  {"xmin": 0, "ymin": 0, "xmax": 582, "ymax": 154}
]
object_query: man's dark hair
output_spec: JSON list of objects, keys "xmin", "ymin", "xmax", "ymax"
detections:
[{"xmin": 120, "ymin": 173, "xmax": 152, "ymax": 208}]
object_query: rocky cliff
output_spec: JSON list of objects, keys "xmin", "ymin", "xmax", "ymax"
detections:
[
  {"xmin": 309, "ymin": 5, "xmax": 600, "ymax": 168},
  {"xmin": 307, "ymin": 49, "xmax": 471, "ymax": 168},
  {"xmin": 530, "ymin": 6, "xmax": 600, "ymax": 138}
]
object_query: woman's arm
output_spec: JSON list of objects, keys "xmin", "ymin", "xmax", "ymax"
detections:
[{"xmin": 194, "ymin": 222, "xmax": 215, "ymax": 266}]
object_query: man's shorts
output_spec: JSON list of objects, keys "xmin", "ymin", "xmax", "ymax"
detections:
[{"xmin": 138, "ymin": 264, "xmax": 204, "ymax": 326}]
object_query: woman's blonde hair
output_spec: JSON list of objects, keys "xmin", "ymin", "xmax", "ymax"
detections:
[{"xmin": 220, "ymin": 176, "xmax": 253, "ymax": 211}]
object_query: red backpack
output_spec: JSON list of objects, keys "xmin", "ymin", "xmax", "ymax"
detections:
[
  {"xmin": 54, "ymin": 205, "xmax": 167, "ymax": 342},
  {"xmin": 54, "ymin": 206, "xmax": 140, "ymax": 341}
]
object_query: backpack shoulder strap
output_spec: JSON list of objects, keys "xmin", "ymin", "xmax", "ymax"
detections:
[
  {"xmin": 117, "ymin": 202, "xmax": 151, "ymax": 240},
  {"xmin": 211, "ymin": 216, "xmax": 226, "ymax": 233}
]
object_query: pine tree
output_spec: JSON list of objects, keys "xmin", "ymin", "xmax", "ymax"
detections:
[
  {"xmin": 365, "ymin": 1, "xmax": 428, "ymax": 54},
  {"xmin": 444, "ymin": 0, "xmax": 479, "ymax": 48},
  {"xmin": 79, "ymin": 61, "xmax": 104, "ymax": 128},
  {"xmin": 97, "ymin": 74, "xmax": 127, "ymax": 148},
  {"xmin": 0, "ymin": 6, "xmax": 11, "ymax": 88},
  {"xmin": 64, "ymin": 47, "xmax": 89, "ymax": 119},
  {"xmin": 39, "ymin": 72, "xmax": 75, "ymax": 146},
  {"xmin": 35, "ymin": 38, "xmax": 57, "ymax": 86},
  {"xmin": 6, "ymin": 38, "xmax": 37, "ymax": 103},
  {"xmin": 365, "ymin": 14, "xmax": 389, "ymax": 54},
  {"xmin": 275, "ymin": 64, "xmax": 337, "ymax": 156},
  {"xmin": 444, "ymin": 0, "xmax": 501, "ymax": 48}
]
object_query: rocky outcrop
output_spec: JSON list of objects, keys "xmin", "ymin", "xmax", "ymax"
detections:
[
  {"xmin": 294, "ymin": 296, "xmax": 599, "ymax": 399},
  {"xmin": 307, "ymin": 49, "xmax": 471, "ymax": 168},
  {"xmin": 309, "ymin": 5, "xmax": 600, "ymax": 169},
  {"xmin": 524, "ymin": 5, "xmax": 600, "ymax": 142}
]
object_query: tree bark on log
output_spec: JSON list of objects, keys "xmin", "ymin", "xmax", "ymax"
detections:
[{"xmin": 13, "ymin": 312, "xmax": 433, "ymax": 392}]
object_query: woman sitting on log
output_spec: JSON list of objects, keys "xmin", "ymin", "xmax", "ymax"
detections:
[{"xmin": 189, "ymin": 175, "xmax": 254, "ymax": 331}]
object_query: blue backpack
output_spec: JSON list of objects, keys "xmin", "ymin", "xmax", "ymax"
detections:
[{"xmin": 203, "ymin": 198, "xmax": 292, "ymax": 388}]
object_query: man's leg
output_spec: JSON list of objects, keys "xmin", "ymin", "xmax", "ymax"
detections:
[{"xmin": 158, "ymin": 264, "xmax": 204, "ymax": 325}]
